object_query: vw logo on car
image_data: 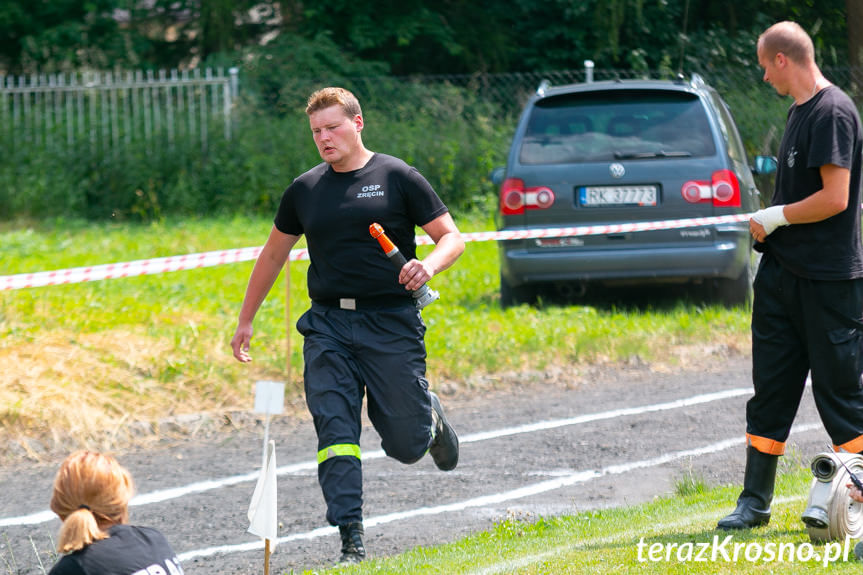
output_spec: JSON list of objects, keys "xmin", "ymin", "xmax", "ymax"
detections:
[{"xmin": 609, "ymin": 163, "xmax": 626, "ymax": 179}]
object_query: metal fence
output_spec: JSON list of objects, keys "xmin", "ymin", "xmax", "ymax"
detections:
[
  {"xmin": 269, "ymin": 64, "xmax": 863, "ymax": 136},
  {"xmin": 382, "ymin": 64, "xmax": 861, "ymax": 114},
  {"xmin": 0, "ymin": 67, "xmax": 239, "ymax": 158},
  {"xmin": 3, "ymin": 64, "xmax": 859, "ymax": 159}
]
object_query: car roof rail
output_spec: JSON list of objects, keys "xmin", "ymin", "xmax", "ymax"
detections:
[
  {"xmin": 690, "ymin": 73, "xmax": 706, "ymax": 89},
  {"xmin": 536, "ymin": 79, "xmax": 550, "ymax": 97}
]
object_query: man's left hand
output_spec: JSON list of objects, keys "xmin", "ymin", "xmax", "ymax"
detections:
[{"xmin": 399, "ymin": 259, "xmax": 433, "ymax": 291}]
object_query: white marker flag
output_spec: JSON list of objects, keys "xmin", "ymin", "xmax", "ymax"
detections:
[{"xmin": 248, "ymin": 440, "xmax": 278, "ymax": 549}]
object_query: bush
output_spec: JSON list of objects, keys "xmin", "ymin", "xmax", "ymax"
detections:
[
  {"xmin": 5, "ymin": 64, "xmax": 858, "ymax": 223},
  {"xmin": 0, "ymin": 76, "xmax": 511, "ymax": 221}
]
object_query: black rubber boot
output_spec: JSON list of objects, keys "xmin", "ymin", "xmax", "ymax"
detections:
[
  {"xmin": 338, "ymin": 522, "xmax": 366, "ymax": 564},
  {"xmin": 717, "ymin": 446, "xmax": 778, "ymax": 530}
]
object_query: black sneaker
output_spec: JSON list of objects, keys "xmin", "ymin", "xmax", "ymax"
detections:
[
  {"xmin": 338, "ymin": 522, "xmax": 366, "ymax": 565},
  {"xmin": 429, "ymin": 391, "xmax": 459, "ymax": 471}
]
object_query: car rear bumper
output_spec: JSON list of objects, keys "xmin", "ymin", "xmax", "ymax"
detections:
[{"xmin": 499, "ymin": 232, "xmax": 750, "ymax": 287}]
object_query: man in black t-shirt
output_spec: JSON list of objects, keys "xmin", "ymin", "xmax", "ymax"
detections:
[
  {"xmin": 718, "ymin": 21, "xmax": 863, "ymax": 530},
  {"xmin": 231, "ymin": 87, "xmax": 465, "ymax": 563}
]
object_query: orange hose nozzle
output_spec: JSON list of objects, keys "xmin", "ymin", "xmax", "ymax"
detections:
[{"xmin": 369, "ymin": 222, "xmax": 397, "ymax": 254}]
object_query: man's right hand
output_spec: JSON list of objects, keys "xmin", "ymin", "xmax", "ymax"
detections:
[
  {"xmin": 750, "ymin": 205, "xmax": 789, "ymax": 238},
  {"xmin": 231, "ymin": 324, "xmax": 254, "ymax": 362}
]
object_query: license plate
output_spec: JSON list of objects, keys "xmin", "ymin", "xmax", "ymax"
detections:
[
  {"xmin": 578, "ymin": 185, "xmax": 658, "ymax": 207},
  {"xmin": 534, "ymin": 237, "xmax": 585, "ymax": 248}
]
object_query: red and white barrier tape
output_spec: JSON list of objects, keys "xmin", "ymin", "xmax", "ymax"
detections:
[
  {"xmin": 1, "ymin": 213, "xmax": 752, "ymax": 291},
  {"xmin": 443, "ymin": 212, "xmax": 752, "ymax": 245},
  {"xmin": 0, "ymin": 246, "xmax": 309, "ymax": 291}
]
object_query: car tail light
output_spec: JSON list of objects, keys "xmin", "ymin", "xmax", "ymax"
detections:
[
  {"xmin": 711, "ymin": 169, "xmax": 740, "ymax": 206},
  {"xmin": 680, "ymin": 170, "xmax": 741, "ymax": 207},
  {"xmin": 500, "ymin": 178, "xmax": 556, "ymax": 215}
]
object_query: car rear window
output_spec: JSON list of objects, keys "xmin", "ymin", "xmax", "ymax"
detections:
[{"xmin": 519, "ymin": 89, "xmax": 717, "ymax": 165}]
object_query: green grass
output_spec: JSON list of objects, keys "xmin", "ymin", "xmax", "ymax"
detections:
[
  {"xmin": 4, "ymin": 216, "xmax": 843, "ymax": 575},
  {"xmin": 305, "ymin": 466, "xmax": 861, "ymax": 575},
  {"xmin": 0, "ymin": 215, "xmax": 751, "ymax": 446}
]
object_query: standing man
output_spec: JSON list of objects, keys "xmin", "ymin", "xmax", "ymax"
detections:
[
  {"xmin": 230, "ymin": 87, "xmax": 464, "ymax": 562},
  {"xmin": 718, "ymin": 21, "xmax": 863, "ymax": 530}
]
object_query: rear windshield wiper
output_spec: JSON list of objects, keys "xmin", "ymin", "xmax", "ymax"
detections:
[{"xmin": 613, "ymin": 150, "xmax": 692, "ymax": 159}]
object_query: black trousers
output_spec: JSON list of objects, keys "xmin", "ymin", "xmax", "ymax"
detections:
[
  {"xmin": 297, "ymin": 301, "xmax": 434, "ymax": 526},
  {"xmin": 747, "ymin": 255, "xmax": 863, "ymax": 454}
]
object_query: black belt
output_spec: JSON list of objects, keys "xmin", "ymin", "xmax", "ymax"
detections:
[{"xmin": 313, "ymin": 296, "xmax": 414, "ymax": 310}]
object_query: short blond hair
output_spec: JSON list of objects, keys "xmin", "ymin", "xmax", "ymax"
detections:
[
  {"xmin": 50, "ymin": 451, "xmax": 135, "ymax": 553},
  {"xmin": 758, "ymin": 21, "xmax": 814, "ymax": 65},
  {"xmin": 305, "ymin": 87, "xmax": 362, "ymax": 118}
]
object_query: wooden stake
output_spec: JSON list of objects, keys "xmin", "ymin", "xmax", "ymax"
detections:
[{"xmin": 264, "ymin": 539, "xmax": 271, "ymax": 575}]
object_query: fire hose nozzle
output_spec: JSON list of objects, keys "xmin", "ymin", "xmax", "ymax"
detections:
[{"xmin": 369, "ymin": 223, "xmax": 439, "ymax": 310}]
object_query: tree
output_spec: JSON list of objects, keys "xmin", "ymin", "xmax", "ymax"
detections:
[
  {"xmin": 848, "ymin": 0, "xmax": 863, "ymax": 95},
  {"xmin": 125, "ymin": 0, "xmax": 281, "ymax": 68},
  {"xmin": 0, "ymin": 0, "xmax": 850, "ymax": 77},
  {"xmin": 0, "ymin": 0, "xmax": 128, "ymax": 74},
  {"xmin": 0, "ymin": 0, "xmax": 283, "ymax": 74}
]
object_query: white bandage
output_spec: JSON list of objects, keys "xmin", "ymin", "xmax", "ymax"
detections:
[{"xmin": 752, "ymin": 205, "xmax": 789, "ymax": 236}]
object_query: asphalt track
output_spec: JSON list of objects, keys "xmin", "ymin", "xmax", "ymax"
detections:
[{"xmin": 0, "ymin": 352, "xmax": 829, "ymax": 574}]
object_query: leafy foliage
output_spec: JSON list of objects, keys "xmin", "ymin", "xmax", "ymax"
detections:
[
  {"xmin": 230, "ymin": 32, "xmax": 390, "ymax": 115},
  {"xmin": 0, "ymin": 0, "xmax": 126, "ymax": 72},
  {"xmin": 0, "ymin": 0, "xmax": 850, "ymax": 76}
]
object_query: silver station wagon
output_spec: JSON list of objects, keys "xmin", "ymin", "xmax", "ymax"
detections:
[{"xmin": 495, "ymin": 75, "xmax": 767, "ymax": 307}]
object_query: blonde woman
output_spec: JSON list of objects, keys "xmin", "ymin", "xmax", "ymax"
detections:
[{"xmin": 48, "ymin": 451, "xmax": 183, "ymax": 575}]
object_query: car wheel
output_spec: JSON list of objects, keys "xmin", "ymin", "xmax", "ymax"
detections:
[
  {"xmin": 500, "ymin": 274, "xmax": 536, "ymax": 308},
  {"xmin": 714, "ymin": 249, "xmax": 760, "ymax": 308}
]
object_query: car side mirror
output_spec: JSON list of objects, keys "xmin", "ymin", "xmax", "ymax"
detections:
[
  {"xmin": 752, "ymin": 155, "xmax": 778, "ymax": 176},
  {"xmin": 490, "ymin": 166, "xmax": 505, "ymax": 186}
]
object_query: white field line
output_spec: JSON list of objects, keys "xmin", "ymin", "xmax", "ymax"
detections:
[
  {"xmin": 465, "ymin": 493, "xmax": 810, "ymax": 575},
  {"xmin": 0, "ymin": 386, "xmax": 752, "ymax": 529},
  {"xmin": 176, "ymin": 422, "xmax": 823, "ymax": 562}
]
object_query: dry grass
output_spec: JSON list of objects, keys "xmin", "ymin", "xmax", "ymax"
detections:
[
  {"xmin": 0, "ymin": 326, "xmax": 298, "ymax": 461},
  {"xmin": 0, "ymin": 330, "xmax": 751, "ymax": 463}
]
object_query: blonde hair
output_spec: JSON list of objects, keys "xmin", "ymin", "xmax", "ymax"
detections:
[
  {"xmin": 50, "ymin": 451, "xmax": 134, "ymax": 553},
  {"xmin": 758, "ymin": 21, "xmax": 815, "ymax": 65},
  {"xmin": 305, "ymin": 87, "xmax": 362, "ymax": 118}
]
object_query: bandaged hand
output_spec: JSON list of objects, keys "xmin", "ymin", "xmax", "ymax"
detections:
[{"xmin": 751, "ymin": 205, "xmax": 789, "ymax": 236}]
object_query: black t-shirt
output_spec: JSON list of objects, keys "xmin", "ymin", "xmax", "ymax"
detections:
[
  {"xmin": 48, "ymin": 525, "xmax": 182, "ymax": 575},
  {"xmin": 274, "ymin": 153, "xmax": 449, "ymax": 300},
  {"xmin": 764, "ymin": 85, "xmax": 863, "ymax": 279}
]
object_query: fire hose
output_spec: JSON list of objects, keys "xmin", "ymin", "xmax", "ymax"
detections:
[
  {"xmin": 802, "ymin": 451, "xmax": 863, "ymax": 542},
  {"xmin": 369, "ymin": 223, "xmax": 440, "ymax": 310}
]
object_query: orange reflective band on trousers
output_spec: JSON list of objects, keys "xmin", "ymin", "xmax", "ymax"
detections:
[
  {"xmin": 746, "ymin": 433, "xmax": 785, "ymax": 455},
  {"xmin": 834, "ymin": 435, "xmax": 863, "ymax": 454}
]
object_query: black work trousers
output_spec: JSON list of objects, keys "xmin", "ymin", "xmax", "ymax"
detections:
[
  {"xmin": 297, "ymin": 301, "xmax": 434, "ymax": 527},
  {"xmin": 747, "ymin": 255, "xmax": 863, "ymax": 454}
]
